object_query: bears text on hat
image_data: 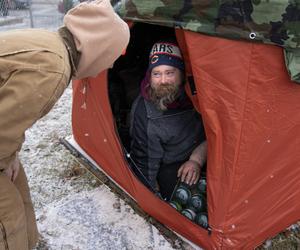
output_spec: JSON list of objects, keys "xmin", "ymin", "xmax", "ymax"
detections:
[{"xmin": 150, "ymin": 42, "xmax": 182, "ymax": 59}]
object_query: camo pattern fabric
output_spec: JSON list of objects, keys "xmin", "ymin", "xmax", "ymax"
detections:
[
  {"xmin": 114, "ymin": 0, "xmax": 300, "ymax": 82},
  {"xmin": 114, "ymin": 0, "xmax": 300, "ymax": 49}
]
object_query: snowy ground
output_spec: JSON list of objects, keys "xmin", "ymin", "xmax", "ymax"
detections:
[{"xmin": 21, "ymin": 86, "xmax": 195, "ymax": 250}]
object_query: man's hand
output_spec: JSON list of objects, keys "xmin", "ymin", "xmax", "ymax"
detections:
[
  {"xmin": 177, "ymin": 141, "xmax": 207, "ymax": 185},
  {"xmin": 2, "ymin": 153, "xmax": 20, "ymax": 182},
  {"xmin": 177, "ymin": 160, "xmax": 201, "ymax": 185}
]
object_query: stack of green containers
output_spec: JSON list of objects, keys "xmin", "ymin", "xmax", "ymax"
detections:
[{"xmin": 169, "ymin": 176, "xmax": 208, "ymax": 229}]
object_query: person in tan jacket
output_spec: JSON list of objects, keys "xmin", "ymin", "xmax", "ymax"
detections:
[{"xmin": 0, "ymin": 1, "xmax": 130, "ymax": 249}]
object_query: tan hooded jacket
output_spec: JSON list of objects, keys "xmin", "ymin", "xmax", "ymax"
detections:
[
  {"xmin": 64, "ymin": 0, "xmax": 130, "ymax": 79},
  {"xmin": 0, "ymin": 0, "xmax": 130, "ymax": 169}
]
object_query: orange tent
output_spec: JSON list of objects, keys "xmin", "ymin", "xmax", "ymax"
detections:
[{"xmin": 70, "ymin": 23, "xmax": 300, "ymax": 249}]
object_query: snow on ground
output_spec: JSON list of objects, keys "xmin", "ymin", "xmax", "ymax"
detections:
[{"xmin": 20, "ymin": 86, "xmax": 191, "ymax": 250}]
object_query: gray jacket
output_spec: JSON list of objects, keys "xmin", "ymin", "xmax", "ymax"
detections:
[{"xmin": 130, "ymin": 94, "xmax": 206, "ymax": 188}]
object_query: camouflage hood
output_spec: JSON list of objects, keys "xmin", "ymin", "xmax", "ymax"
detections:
[
  {"xmin": 114, "ymin": 0, "xmax": 300, "ymax": 49},
  {"xmin": 114, "ymin": 0, "xmax": 300, "ymax": 82}
]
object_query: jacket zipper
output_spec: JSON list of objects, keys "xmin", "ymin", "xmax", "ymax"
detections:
[{"xmin": 149, "ymin": 109, "xmax": 195, "ymax": 120}]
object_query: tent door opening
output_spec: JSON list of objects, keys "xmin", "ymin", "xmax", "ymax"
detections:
[
  {"xmin": 108, "ymin": 23, "xmax": 178, "ymax": 151},
  {"xmin": 107, "ymin": 22, "xmax": 209, "ymax": 231}
]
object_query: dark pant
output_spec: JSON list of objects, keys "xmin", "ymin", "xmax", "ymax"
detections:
[
  {"xmin": 157, "ymin": 161, "xmax": 185, "ymax": 201},
  {"xmin": 0, "ymin": 164, "xmax": 39, "ymax": 250}
]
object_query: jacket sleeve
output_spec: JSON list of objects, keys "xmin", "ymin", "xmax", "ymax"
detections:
[
  {"xmin": 130, "ymin": 96, "xmax": 163, "ymax": 189},
  {"xmin": 0, "ymin": 30, "xmax": 70, "ymax": 169}
]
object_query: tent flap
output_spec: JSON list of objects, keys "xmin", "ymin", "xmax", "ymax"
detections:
[{"xmin": 182, "ymin": 30, "xmax": 300, "ymax": 248}]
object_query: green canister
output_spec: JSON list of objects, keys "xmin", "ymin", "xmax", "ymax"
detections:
[
  {"xmin": 189, "ymin": 193, "xmax": 206, "ymax": 212},
  {"xmin": 197, "ymin": 177, "xmax": 207, "ymax": 193},
  {"xmin": 181, "ymin": 208, "xmax": 196, "ymax": 221},
  {"xmin": 174, "ymin": 183, "xmax": 192, "ymax": 205},
  {"xmin": 169, "ymin": 201, "xmax": 183, "ymax": 212},
  {"xmin": 195, "ymin": 212, "xmax": 208, "ymax": 229}
]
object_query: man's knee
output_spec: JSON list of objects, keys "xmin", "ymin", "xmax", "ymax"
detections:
[{"xmin": 0, "ymin": 174, "xmax": 28, "ymax": 250}]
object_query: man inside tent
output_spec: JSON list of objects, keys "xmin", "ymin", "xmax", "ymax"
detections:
[
  {"xmin": 130, "ymin": 41, "xmax": 207, "ymax": 200},
  {"xmin": 0, "ymin": 0, "xmax": 129, "ymax": 249}
]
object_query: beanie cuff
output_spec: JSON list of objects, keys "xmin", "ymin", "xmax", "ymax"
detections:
[
  {"xmin": 149, "ymin": 54, "xmax": 185, "ymax": 72},
  {"xmin": 148, "ymin": 42, "xmax": 185, "ymax": 72}
]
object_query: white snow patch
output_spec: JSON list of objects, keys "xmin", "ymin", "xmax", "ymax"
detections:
[{"xmin": 37, "ymin": 187, "xmax": 173, "ymax": 250}]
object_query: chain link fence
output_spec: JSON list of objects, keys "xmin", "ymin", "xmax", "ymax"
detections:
[{"xmin": 0, "ymin": 0, "xmax": 78, "ymax": 31}]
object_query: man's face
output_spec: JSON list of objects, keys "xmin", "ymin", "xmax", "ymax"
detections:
[
  {"xmin": 149, "ymin": 65, "xmax": 182, "ymax": 111},
  {"xmin": 150, "ymin": 65, "xmax": 182, "ymax": 89}
]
